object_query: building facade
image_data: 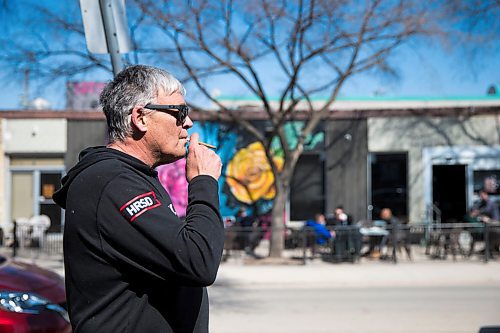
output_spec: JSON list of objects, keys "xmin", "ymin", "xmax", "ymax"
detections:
[{"xmin": 1, "ymin": 97, "xmax": 499, "ymax": 237}]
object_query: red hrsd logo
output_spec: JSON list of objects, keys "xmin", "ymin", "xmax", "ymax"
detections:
[{"xmin": 120, "ymin": 191, "xmax": 161, "ymax": 222}]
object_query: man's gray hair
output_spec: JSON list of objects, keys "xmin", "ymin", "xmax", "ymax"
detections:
[{"xmin": 100, "ymin": 65, "xmax": 186, "ymax": 142}]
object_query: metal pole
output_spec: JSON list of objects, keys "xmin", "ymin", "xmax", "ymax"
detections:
[
  {"xmin": 12, "ymin": 220, "xmax": 17, "ymax": 258},
  {"xmin": 22, "ymin": 69, "xmax": 30, "ymax": 109},
  {"xmin": 99, "ymin": 0, "xmax": 123, "ymax": 76},
  {"xmin": 484, "ymin": 223, "xmax": 490, "ymax": 263},
  {"xmin": 302, "ymin": 227, "xmax": 307, "ymax": 264},
  {"xmin": 391, "ymin": 223, "xmax": 397, "ymax": 264}
]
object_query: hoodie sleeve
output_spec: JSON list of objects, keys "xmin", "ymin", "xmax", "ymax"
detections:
[{"xmin": 96, "ymin": 173, "xmax": 224, "ymax": 286}]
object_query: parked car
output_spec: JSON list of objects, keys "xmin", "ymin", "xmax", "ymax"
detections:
[{"xmin": 0, "ymin": 255, "xmax": 71, "ymax": 333}]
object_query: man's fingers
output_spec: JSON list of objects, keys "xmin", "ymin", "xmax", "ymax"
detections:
[
  {"xmin": 185, "ymin": 133, "xmax": 222, "ymax": 182},
  {"xmin": 189, "ymin": 133, "xmax": 199, "ymax": 152}
]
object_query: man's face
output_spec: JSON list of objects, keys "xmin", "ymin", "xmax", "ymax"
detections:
[
  {"xmin": 146, "ymin": 90, "xmax": 193, "ymax": 166},
  {"xmin": 380, "ymin": 209, "xmax": 391, "ymax": 220}
]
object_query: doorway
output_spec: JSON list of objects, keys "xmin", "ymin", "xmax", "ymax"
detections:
[{"xmin": 432, "ymin": 165, "xmax": 467, "ymax": 223}]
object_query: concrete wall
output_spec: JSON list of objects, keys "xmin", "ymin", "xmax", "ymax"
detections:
[
  {"xmin": 368, "ymin": 114, "xmax": 500, "ymax": 222},
  {"xmin": 325, "ymin": 119, "xmax": 368, "ymax": 222},
  {"xmin": 4, "ymin": 119, "xmax": 67, "ymax": 153},
  {"xmin": 2, "ymin": 118, "xmax": 67, "ymax": 233}
]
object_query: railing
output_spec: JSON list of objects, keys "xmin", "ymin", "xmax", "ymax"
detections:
[
  {"xmin": 425, "ymin": 204, "xmax": 442, "ymax": 244},
  {"xmin": 2, "ymin": 222, "xmax": 499, "ymax": 264},
  {"xmin": 222, "ymin": 221, "xmax": 500, "ymax": 264},
  {"xmin": 1, "ymin": 225, "xmax": 63, "ymax": 258}
]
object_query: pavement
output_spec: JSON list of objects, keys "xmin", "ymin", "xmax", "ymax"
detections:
[
  {"xmin": 5, "ymin": 246, "xmax": 500, "ymax": 333},
  {"xmin": 215, "ymin": 258, "xmax": 500, "ymax": 289},
  {"xmin": 210, "ymin": 251, "xmax": 500, "ymax": 333},
  {"xmin": 5, "ymin": 245, "xmax": 500, "ymax": 289}
]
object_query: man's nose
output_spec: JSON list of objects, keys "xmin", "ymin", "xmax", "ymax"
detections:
[{"xmin": 183, "ymin": 116, "xmax": 194, "ymax": 128}]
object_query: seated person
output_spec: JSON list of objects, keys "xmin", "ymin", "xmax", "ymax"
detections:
[
  {"xmin": 379, "ymin": 208, "xmax": 411, "ymax": 261},
  {"xmin": 475, "ymin": 190, "xmax": 499, "ymax": 222},
  {"xmin": 359, "ymin": 220, "xmax": 388, "ymax": 259},
  {"xmin": 305, "ymin": 213, "xmax": 335, "ymax": 246},
  {"xmin": 470, "ymin": 190, "xmax": 500, "ymax": 256},
  {"xmin": 234, "ymin": 207, "xmax": 263, "ymax": 258},
  {"xmin": 326, "ymin": 206, "xmax": 353, "ymax": 226},
  {"xmin": 327, "ymin": 206, "xmax": 361, "ymax": 261}
]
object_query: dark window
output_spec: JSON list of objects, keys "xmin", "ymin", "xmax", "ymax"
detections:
[
  {"xmin": 41, "ymin": 204, "xmax": 62, "ymax": 233},
  {"xmin": 432, "ymin": 165, "xmax": 467, "ymax": 223},
  {"xmin": 290, "ymin": 154, "xmax": 324, "ymax": 220},
  {"xmin": 39, "ymin": 172, "xmax": 62, "ymax": 233},
  {"xmin": 371, "ymin": 153, "xmax": 408, "ymax": 220}
]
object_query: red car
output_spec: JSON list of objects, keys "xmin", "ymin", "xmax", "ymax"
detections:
[{"xmin": 0, "ymin": 255, "xmax": 71, "ymax": 333}]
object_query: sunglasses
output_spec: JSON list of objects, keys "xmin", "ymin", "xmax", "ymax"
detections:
[{"xmin": 144, "ymin": 104, "xmax": 190, "ymax": 125}]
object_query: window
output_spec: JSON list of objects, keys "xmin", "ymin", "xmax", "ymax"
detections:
[
  {"xmin": 39, "ymin": 172, "xmax": 63, "ymax": 232},
  {"xmin": 370, "ymin": 153, "xmax": 408, "ymax": 220},
  {"xmin": 290, "ymin": 154, "xmax": 325, "ymax": 220},
  {"xmin": 11, "ymin": 172, "xmax": 34, "ymax": 221},
  {"xmin": 473, "ymin": 170, "xmax": 499, "ymax": 195}
]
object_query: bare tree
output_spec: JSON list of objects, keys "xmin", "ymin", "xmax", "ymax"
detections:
[
  {"xmin": 133, "ymin": 0, "xmax": 495, "ymax": 258},
  {"xmin": 1, "ymin": 0, "xmax": 497, "ymax": 257}
]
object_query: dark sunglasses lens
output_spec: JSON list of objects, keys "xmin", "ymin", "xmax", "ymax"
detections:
[{"xmin": 179, "ymin": 107, "xmax": 189, "ymax": 123}]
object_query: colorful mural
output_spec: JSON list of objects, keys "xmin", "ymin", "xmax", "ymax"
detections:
[
  {"xmin": 225, "ymin": 142, "xmax": 284, "ymax": 205},
  {"xmin": 156, "ymin": 121, "xmax": 323, "ymax": 218},
  {"xmin": 157, "ymin": 158, "xmax": 189, "ymax": 217}
]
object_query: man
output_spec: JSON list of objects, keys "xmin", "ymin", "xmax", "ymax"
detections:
[
  {"xmin": 379, "ymin": 208, "xmax": 411, "ymax": 262},
  {"xmin": 475, "ymin": 189, "xmax": 499, "ymax": 221},
  {"xmin": 53, "ymin": 65, "xmax": 224, "ymax": 332},
  {"xmin": 326, "ymin": 206, "xmax": 360, "ymax": 261},
  {"xmin": 474, "ymin": 190, "xmax": 500, "ymax": 257},
  {"xmin": 326, "ymin": 205, "xmax": 352, "ymax": 226},
  {"xmin": 234, "ymin": 207, "xmax": 263, "ymax": 258},
  {"xmin": 305, "ymin": 213, "xmax": 335, "ymax": 246}
]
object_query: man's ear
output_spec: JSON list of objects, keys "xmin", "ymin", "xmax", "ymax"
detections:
[{"xmin": 130, "ymin": 106, "xmax": 148, "ymax": 133}]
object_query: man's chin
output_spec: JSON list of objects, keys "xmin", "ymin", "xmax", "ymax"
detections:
[{"xmin": 153, "ymin": 152, "xmax": 185, "ymax": 168}]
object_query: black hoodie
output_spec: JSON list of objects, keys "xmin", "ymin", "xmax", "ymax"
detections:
[{"xmin": 53, "ymin": 146, "xmax": 224, "ymax": 333}]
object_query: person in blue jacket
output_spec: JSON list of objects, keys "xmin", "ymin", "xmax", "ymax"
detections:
[{"xmin": 306, "ymin": 213, "xmax": 335, "ymax": 245}]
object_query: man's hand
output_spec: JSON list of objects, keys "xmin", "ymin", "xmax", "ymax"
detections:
[{"xmin": 186, "ymin": 133, "xmax": 222, "ymax": 182}]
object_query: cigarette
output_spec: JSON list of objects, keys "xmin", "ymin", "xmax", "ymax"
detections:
[
  {"xmin": 186, "ymin": 139, "xmax": 217, "ymax": 149},
  {"xmin": 199, "ymin": 142, "xmax": 217, "ymax": 149}
]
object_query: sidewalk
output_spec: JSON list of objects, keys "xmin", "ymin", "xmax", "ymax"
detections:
[
  {"xmin": 214, "ymin": 240, "xmax": 500, "ymax": 288},
  {"xmin": 215, "ymin": 259, "xmax": 500, "ymax": 289},
  {"xmin": 4, "ymin": 247, "xmax": 500, "ymax": 289}
]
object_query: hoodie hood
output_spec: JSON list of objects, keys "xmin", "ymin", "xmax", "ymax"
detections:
[{"xmin": 53, "ymin": 146, "xmax": 156, "ymax": 209}]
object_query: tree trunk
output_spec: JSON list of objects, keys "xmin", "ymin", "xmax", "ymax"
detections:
[{"xmin": 269, "ymin": 179, "xmax": 288, "ymax": 258}]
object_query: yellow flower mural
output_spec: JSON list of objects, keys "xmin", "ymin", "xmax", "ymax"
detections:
[{"xmin": 226, "ymin": 142, "xmax": 284, "ymax": 204}]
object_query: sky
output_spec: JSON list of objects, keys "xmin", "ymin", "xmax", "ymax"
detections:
[
  {"xmin": 0, "ymin": 1, "xmax": 498, "ymax": 110},
  {"xmin": 1, "ymin": 44, "xmax": 497, "ymax": 111}
]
